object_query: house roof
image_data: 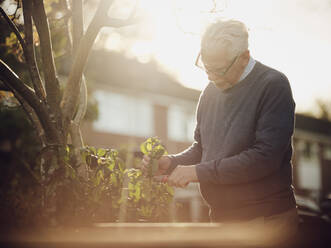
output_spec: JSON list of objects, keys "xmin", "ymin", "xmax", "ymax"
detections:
[{"xmin": 83, "ymin": 49, "xmax": 201, "ymax": 102}]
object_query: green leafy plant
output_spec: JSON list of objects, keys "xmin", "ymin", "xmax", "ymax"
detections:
[
  {"xmin": 78, "ymin": 137, "xmax": 174, "ymax": 222},
  {"xmin": 1, "ymin": 134, "xmax": 174, "ymax": 227},
  {"xmin": 140, "ymin": 137, "xmax": 167, "ymax": 178}
]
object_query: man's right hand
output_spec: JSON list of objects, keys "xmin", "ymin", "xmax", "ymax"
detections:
[{"xmin": 141, "ymin": 155, "xmax": 171, "ymax": 176}]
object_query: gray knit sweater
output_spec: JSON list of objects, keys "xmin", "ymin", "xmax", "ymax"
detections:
[{"xmin": 168, "ymin": 61, "xmax": 297, "ymax": 222}]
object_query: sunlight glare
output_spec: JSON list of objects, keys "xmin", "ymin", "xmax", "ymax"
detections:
[
  {"xmin": 105, "ymin": 33, "xmax": 122, "ymax": 51},
  {"xmin": 108, "ymin": 0, "xmax": 331, "ymax": 114},
  {"xmin": 129, "ymin": 41, "xmax": 153, "ymax": 63}
]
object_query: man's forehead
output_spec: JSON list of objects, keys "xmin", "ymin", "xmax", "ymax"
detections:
[{"xmin": 201, "ymin": 48, "xmax": 231, "ymax": 67}]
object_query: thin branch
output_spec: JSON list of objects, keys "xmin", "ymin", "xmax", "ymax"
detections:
[
  {"xmin": 13, "ymin": 87, "xmax": 47, "ymax": 147},
  {"xmin": 0, "ymin": 59, "xmax": 61, "ymax": 145},
  {"xmin": 9, "ymin": 0, "xmax": 20, "ymax": 22},
  {"xmin": 69, "ymin": 75, "xmax": 87, "ymax": 152},
  {"xmin": 31, "ymin": 0, "xmax": 62, "ymax": 128},
  {"xmin": 21, "ymin": 0, "xmax": 47, "ymax": 102},
  {"xmin": 0, "ymin": 6, "xmax": 28, "ymax": 55},
  {"xmin": 69, "ymin": 75, "xmax": 87, "ymax": 175},
  {"xmin": 0, "ymin": 80, "xmax": 11, "ymax": 91},
  {"xmin": 0, "ymin": 60, "xmax": 36, "ymax": 100},
  {"xmin": 68, "ymin": 0, "xmax": 87, "ymax": 176},
  {"xmin": 1, "ymin": 5, "xmax": 46, "ymax": 102},
  {"xmin": 73, "ymin": 76, "xmax": 87, "ymax": 125},
  {"xmin": 61, "ymin": 0, "xmax": 140, "ymax": 133},
  {"xmin": 61, "ymin": 0, "xmax": 114, "ymax": 133},
  {"xmin": 71, "ymin": 0, "xmax": 86, "ymax": 128},
  {"xmin": 71, "ymin": 0, "xmax": 87, "ymax": 146},
  {"xmin": 60, "ymin": 0, "xmax": 73, "ymax": 55},
  {"xmin": 72, "ymin": 0, "xmax": 84, "ymax": 54}
]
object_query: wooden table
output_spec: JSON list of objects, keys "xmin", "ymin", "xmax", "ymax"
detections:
[{"xmin": 1, "ymin": 222, "xmax": 303, "ymax": 248}]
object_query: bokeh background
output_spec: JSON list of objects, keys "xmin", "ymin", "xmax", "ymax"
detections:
[{"xmin": 0, "ymin": 0, "xmax": 330, "ymax": 226}]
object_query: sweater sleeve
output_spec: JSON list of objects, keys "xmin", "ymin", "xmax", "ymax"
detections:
[
  {"xmin": 165, "ymin": 93, "xmax": 204, "ymax": 175},
  {"xmin": 196, "ymin": 74, "xmax": 296, "ymax": 184}
]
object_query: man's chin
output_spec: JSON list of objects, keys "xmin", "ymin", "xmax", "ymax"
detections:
[{"xmin": 213, "ymin": 81, "xmax": 231, "ymax": 90}]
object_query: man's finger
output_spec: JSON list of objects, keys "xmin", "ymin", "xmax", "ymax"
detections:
[
  {"xmin": 143, "ymin": 155, "xmax": 151, "ymax": 162},
  {"xmin": 153, "ymin": 175, "xmax": 168, "ymax": 183}
]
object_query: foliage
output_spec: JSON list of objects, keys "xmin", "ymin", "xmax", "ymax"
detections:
[
  {"xmin": 0, "ymin": 106, "xmax": 43, "ymax": 230},
  {"xmin": 140, "ymin": 136, "xmax": 168, "ymax": 178},
  {"xmin": 36, "ymin": 137, "xmax": 174, "ymax": 226},
  {"xmin": 80, "ymin": 137, "xmax": 173, "ymax": 222}
]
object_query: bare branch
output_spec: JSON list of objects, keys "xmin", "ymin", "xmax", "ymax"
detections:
[
  {"xmin": 13, "ymin": 87, "xmax": 47, "ymax": 147},
  {"xmin": 73, "ymin": 76, "xmax": 87, "ymax": 125},
  {"xmin": 69, "ymin": 121, "xmax": 87, "ymax": 178},
  {"xmin": 69, "ymin": 75, "xmax": 87, "ymax": 171},
  {"xmin": 0, "ymin": 59, "xmax": 61, "ymax": 145},
  {"xmin": 22, "ymin": 0, "xmax": 47, "ymax": 102},
  {"xmin": 72, "ymin": 0, "xmax": 84, "ymax": 53},
  {"xmin": 61, "ymin": 0, "xmax": 114, "ymax": 133},
  {"xmin": 31, "ymin": 0, "xmax": 61, "ymax": 125},
  {"xmin": 68, "ymin": 0, "xmax": 87, "ymax": 174},
  {"xmin": 0, "ymin": 60, "xmax": 36, "ymax": 100},
  {"xmin": 0, "ymin": 6, "xmax": 28, "ymax": 55},
  {"xmin": 1, "ymin": 4, "xmax": 47, "ymax": 102},
  {"xmin": 0, "ymin": 80, "xmax": 11, "ymax": 91},
  {"xmin": 59, "ymin": 0, "xmax": 73, "ymax": 56},
  {"xmin": 61, "ymin": 0, "xmax": 140, "ymax": 133}
]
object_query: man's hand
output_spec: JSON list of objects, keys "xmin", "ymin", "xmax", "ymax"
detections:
[
  {"xmin": 167, "ymin": 165, "xmax": 198, "ymax": 188},
  {"xmin": 141, "ymin": 155, "xmax": 171, "ymax": 176}
]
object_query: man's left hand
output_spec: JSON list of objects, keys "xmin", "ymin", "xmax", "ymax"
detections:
[{"xmin": 167, "ymin": 165, "xmax": 199, "ymax": 188}]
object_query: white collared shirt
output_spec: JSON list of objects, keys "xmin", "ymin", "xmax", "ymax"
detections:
[{"xmin": 239, "ymin": 56, "xmax": 256, "ymax": 82}]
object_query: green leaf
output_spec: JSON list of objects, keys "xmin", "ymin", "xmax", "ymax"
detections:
[
  {"xmin": 128, "ymin": 182, "xmax": 134, "ymax": 190},
  {"xmin": 108, "ymin": 160, "xmax": 115, "ymax": 171},
  {"xmin": 97, "ymin": 148, "xmax": 106, "ymax": 157},
  {"xmin": 109, "ymin": 149, "xmax": 119, "ymax": 159},
  {"xmin": 96, "ymin": 170, "xmax": 104, "ymax": 185},
  {"xmin": 146, "ymin": 142, "xmax": 152, "ymax": 152},
  {"xmin": 140, "ymin": 142, "xmax": 148, "ymax": 155},
  {"xmin": 80, "ymin": 147, "xmax": 90, "ymax": 162},
  {"xmin": 90, "ymin": 146, "xmax": 97, "ymax": 155},
  {"xmin": 117, "ymin": 158, "xmax": 125, "ymax": 172},
  {"xmin": 110, "ymin": 173, "xmax": 118, "ymax": 186},
  {"xmin": 133, "ymin": 186, "xmax": 141, "ymax": 202}
]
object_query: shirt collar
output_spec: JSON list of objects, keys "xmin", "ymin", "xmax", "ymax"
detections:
[{"xmin": 238, "ymin": 56, "xmax": 256, "ymax": 82}]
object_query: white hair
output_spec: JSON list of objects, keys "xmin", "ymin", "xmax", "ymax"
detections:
[{"xmin": 201, "ymin": 19, "xmax": 249, "ymax": 59}]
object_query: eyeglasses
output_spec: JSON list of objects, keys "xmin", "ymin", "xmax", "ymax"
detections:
[{"xmin": 195, "ymin": 52, "xmax": 238, "ymax": 77}]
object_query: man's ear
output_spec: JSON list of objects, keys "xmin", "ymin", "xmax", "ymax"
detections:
[
  {"xmin": 243, "ymin": 50, "xmax": 250, "ymax": 60},
  {"xmin": 238, "ymin": 50, "xmax": 250, "ymax": 67}
]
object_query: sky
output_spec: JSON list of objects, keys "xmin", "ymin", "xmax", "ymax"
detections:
[{"xmin": 101, "ymin": 0, "xmax": 331, "ymax": 114}]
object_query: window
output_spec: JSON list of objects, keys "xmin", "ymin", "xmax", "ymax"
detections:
[
  {"xmin": 93, "ymin": 90, "xmax": 154, "ymax": 137},
  {"xmin": 168, "ymin": 105, "xmax": 196, "ymax": 142},
  {"xmin": 324, "ymin": 145, "xmax": 331, "ymax": 160},
  {"xmin": 296, "ymin": 140, "xmax": 321, "ymax": 190}
]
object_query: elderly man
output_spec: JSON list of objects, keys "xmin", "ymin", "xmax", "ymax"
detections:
[{"xmin": 142, "ymin": 19, "xmax": 298, "ymax": 243}]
